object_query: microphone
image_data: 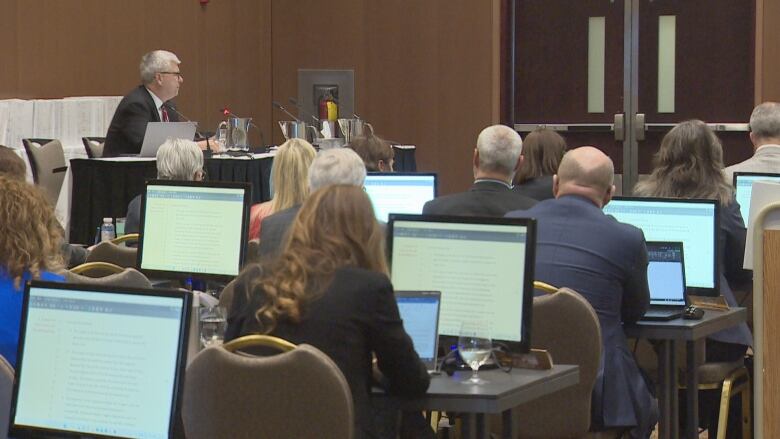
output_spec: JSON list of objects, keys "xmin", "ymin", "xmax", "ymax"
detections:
[
  {"xmin": 162, "ymin": 103, "xmax": 211, "ymax": 153},
  {"xmin": 221, "ymin": 107, "xmax": 266, "ymax": 148},
  {"xmin": 288, "ymin": 97, "xmax": 320, "ymax": 124},
  {"xmin": 272, "ymin": 101, "xmax": 301, "ymax": 122}
]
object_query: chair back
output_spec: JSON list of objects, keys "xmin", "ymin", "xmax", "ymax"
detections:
[
  {"xmin": 61, "ymin": 267, "xmax": 152, "ymax": 289},
  {"xmin": 182, "ymin": 340, "xmax": 354, "ymax": 439},
  {"xmin": 81, "ymin": 137, "xmax": 105, "ymax": 158},
  {"xmin": 513, "ymin": 287, "xmax": 602, "ymax": 438},
  {"xmin": 0, "ymin": 356, "xmax": 12, "ymax": 439},
  {"xmin": 85, "ymin": 241, "xmax": 138, "ymax": 268},
  {"xmin": 22, "ymin": 138, "xmax": 66, "ymax": 206}
]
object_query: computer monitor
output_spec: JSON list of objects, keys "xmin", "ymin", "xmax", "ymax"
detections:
[
  {"xmin": 733, "ymin": 172, "xmax": 780, "ymax": 224},
  {"xmin": 11, "ymin": 281, "xmax": 191, "ymax": 439},
  {"xmin": 388, "ymin": 214, "xmax": 536, "ymax": 352},
  {"xmin": 137, "ymin": 180, "xmax": 251, "ymax": 281},
  {"xmin": 363, "ymin": 172, "xmax": 437, "ymax": 222},
  {"xmin": 603, "ymin": 197, "xmax": 719, "ymax": 296}
]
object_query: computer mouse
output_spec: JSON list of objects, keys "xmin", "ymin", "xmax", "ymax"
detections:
[{"xmin": 682, "ymin": 305, "xmax": 704, "ymax": 320}]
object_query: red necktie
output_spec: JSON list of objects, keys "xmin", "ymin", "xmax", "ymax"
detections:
[{"xmin": 161, "ymin": 106, "xmax": 169, "ymax": 122}]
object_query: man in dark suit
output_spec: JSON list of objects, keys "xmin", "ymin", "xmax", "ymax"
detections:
[
  {"xmin": 422, "ymin": 124, "xmax": 536, "ymax": 216},
  {"xmin": 258, "ymin": 148, "xmax": 367, "ymax": 260},
  {"xmin": 506, "ymin": 146, "xmax": 657, "ymax": 438},
  {"xmin": 103, "ymin": 50, "xmax": 183, "ymax": 157}
]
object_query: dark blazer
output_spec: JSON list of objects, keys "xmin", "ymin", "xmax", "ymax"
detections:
[
  {"xmin": 104, "ymin": 86, "xmax": 178, "ymax": 157},
  {"xmin": 710, "ymin": 199, "xmax": 753, "ymax": 348},
  {"xmin": 257, "ymin": 205, "xmax": 300, "ymax": 261},
  {"xmin": 507, "ymin": 195, "xmax": 657, "ymax": 436},
  {"xmin": 422, "ymin": 180, "xmax": 537, "ymax": 217},
  {"xmin": 225, "ymin": 265, "xmax": 430, "ymax": 439},
  {"xmin": 513, "ymin": 175, "xmax": 555, "ymax": 201}
]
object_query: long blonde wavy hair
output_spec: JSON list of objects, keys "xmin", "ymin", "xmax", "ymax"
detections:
[
  {"xmin": 269, "ymin": 139, "xmax": 317, "ymax": 214},
  {"xmin": 0, "ymin": 176, "xmax": 63, "ymax": 288},
  {"xmin": 247, "ymin": 185, "xmax": 388, "ymax": 332},
  {"xmin": 633, "ymin": 120, "xmax": 733, "ymax": 205}
]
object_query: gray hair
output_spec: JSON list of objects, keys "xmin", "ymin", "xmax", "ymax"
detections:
[
  {"xmin": 476, "ymin": 125, "xmax": 523, "ymax": 175},
  {"xmin": 308, "ymin": 148, "xmax": 367, "ymax": 192},
  {"xmin": 156, "ymin": 138, "xmax": 203, "ymax": 180},
  {"xmin": 749, "ymin": 102, "xmax": 780, "ymax": 140},
  {"xmin": 140, "ymin": 50, "xmax": 181, "ymax": 84}
]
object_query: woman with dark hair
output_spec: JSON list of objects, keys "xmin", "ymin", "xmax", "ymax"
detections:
[
  {"xmin": 226, "ymin": 185, "xmax": 429, "ymax": 438},
  {"xmin": 0, "ymin": 176, "xmax": 64, "ymax": 367},
  {"xmin": 512, "ymin": 128, "xmax": 566, "ymax": 200},
  {"xmin": 634, "ymin": 119, "xmax": 751, "ymax": 437}
]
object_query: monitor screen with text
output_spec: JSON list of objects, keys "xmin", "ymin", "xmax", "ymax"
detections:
[
  {"xmin": 733, "ymin": 172, "xmax": 780, "ymax": 224},
  {"xmin": 388, "ymin": 215, "xmax": 536, "ymax": 351},
  {"xmin": 364, "ymin": 173, "xmax": 437, "ymax": 222},
  {"xmin": 12, "ymin": 282, "xmax": 191, "ymax": 439},
  {"xmin": 138, "ymin": 180, "xmax": 250, "ymax": 280},
  {"xmin": 603, "ymin": 197, "xmax": 718, "ymax": 295}
]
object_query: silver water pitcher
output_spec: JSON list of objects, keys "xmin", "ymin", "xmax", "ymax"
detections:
[
  {"xmin": 337, "ymin": 118, "xmax": 374, "ymax": 144},
  {"xmin": 217, "ymin": 117, "xmax": 252, "ymax": 151},
  {"xmin": 278, "ymin": 120, "xmax": 319, "ymax": 143}
]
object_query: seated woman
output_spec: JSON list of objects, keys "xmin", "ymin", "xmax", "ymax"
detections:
[
  {"xmin": 248, "ymin": 138, "xmax": 316, "ymax": 241},
  {"xmin": 512, "ymin": 128, "xmax": 566, "ymax": 200},
  {"xmin": 226, "ymin": 185, "xmax": 430, "ymax": 438},
  {"xmin": 0, "ymin": 176, "xmax": 64, "ymax": 367},
  {"xmin": 125, "ymin": 138, "xmax": 205, "ymax": 234},
  {"xmin": 347, "ymin": 134, "xmax": 394, "ymax": 172},
  {"xmin": 633, "ymin": 120, "xmax": 752, "ymax": 437}
]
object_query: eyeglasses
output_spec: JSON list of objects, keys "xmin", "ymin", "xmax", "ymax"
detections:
[{"xmin": 160, "ymin": 71, "xmax": 183, "ymax": 79}]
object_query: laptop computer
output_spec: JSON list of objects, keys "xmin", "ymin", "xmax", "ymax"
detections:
[
  {"xmin": 10, "ymin": 281, "xmax": 192, "ymax": 439},
  {"xmin": 395, "ymin": 291, "xmax": 441, "ymax": 372},
  {"xmin": 640, "ymin": 241, "xmax": 687, "ymax": 321},
  {"xmin": 138, "ymin": 121, "xmax": 197, "ymax": 157}
]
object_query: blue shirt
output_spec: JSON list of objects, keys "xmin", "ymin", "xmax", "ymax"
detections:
[{"xmin": 0, "ymin": 270, "xmax": 63, "ymax": 368}]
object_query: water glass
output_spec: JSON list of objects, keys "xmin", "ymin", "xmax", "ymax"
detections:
[
  {"xmin": 199, "ymin": 306, "xmax": 227, "ymax": 348},
  {"xmin": 458, "ymin": 320, "xmax": 493, "ymax": 385}
]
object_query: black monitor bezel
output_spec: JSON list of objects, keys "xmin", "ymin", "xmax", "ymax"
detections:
[
  {"xmin": 607, "ymin": 196, "xmax": 720, "ymax": 297},
  {"xmin": 11, "ymin": 280, "xmax": 192, "ymax": 439},
  {"xmin": 387, "ymin": 214, "xmax": 536, "ymax": 353},
  {"xmin": 136, "ymin": 179, "xmax": 251, "ymax": 282}
]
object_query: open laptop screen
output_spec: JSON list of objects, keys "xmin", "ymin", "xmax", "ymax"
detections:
[
  {"xmin": 364, "ymin": 173, "xmax": 437, "ymax": 222},
  {"xmin": 733, "ymin": 172, "xmax": 780, "ymax": 224},
  {"xmin": 388, "ymin": 214, "xmax": 536, "ymax": 352},
  {"xmin": 646, "ymin": 241, "xmax": 686, "ymax": 306},
  {"xmin": 138, "ymin": 180, "xmax": 251, "ymax": 281},
  {"xmin": 395, "ymin": 291, "xmax": 441, "ymax": 369},
  {"xmin": 11, "ymin": 281, "xmax": 191, "ymax": 439},
  {"xmin": 603, "ymin": 197, "xmax": 719, "ymax": 296}
]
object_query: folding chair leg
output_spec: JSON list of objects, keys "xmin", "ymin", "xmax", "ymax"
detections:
[{"xmin": 715, "ymin": 377, "xmax": 734, "ymax": 439}]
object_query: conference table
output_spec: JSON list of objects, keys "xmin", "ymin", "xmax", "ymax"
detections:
[
  {"xmin": 373, "ymin": 365, "xmax": 580, "ymax": 439},
  {"xmin": 63, "ymin": 146, "xmax": 417, "ymax": 244},
  {"xmin": 625, "ymin": 307, "xmax": 747, "ymax": 439}
]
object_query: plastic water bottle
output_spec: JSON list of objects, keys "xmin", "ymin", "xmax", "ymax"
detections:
[{"xmin": 100, "ymin": 218, "xmax": 115, "ymax": 242}]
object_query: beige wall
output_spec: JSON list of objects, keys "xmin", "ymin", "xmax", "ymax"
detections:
[{"xmin": 0, "ymin": 0, "xmax": 500, "ymax": 195}]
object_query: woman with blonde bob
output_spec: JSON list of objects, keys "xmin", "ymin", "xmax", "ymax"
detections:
[
  {"xmin": 248, "ymin": 138, "xmax": 317, "ymax": 240},
  {"xmin": 226, "ymin": 185, "xmax": 429, "ymax": 438},
  {"xmin": 634, "ymin": 120, "xmax": 751, "ymax": 436},
  {"xmin": 0, "ymin": 176, "xmax": 64, "ymax": 367}
]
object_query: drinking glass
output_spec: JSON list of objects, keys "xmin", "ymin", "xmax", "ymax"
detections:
[
  {"xmin": 458, "ymin": 320, "xmax": 493, "ymax": 385},
  {"xmin": 199, "ymin": 306, "xmax": 227, "ymax": 348}
]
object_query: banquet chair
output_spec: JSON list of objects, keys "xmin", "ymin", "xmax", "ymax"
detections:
[
  {"xmin": 500, "ymin": 286, "xmax": 604, "ymax": 439},
  {"xmin": 69, "ymin": 261, "xmax": 125, "ymax": 278},
  {"xmin": 182, "ymin": 335, "xmax": 354, "ymax": 439},
  {"xmin": 81, "ymin": 136, "xmax": 105, "ymax": 158},
  {"xmin": 21, "ymin": 138, "xmax": 66, "ymax": 206},
  {"xmin": 0, "ymin": 356, "xmax": 12, "ymax": 439},
  {"xmin": 85, "ymin": 241, "xmax": 138, "ymax": 268},
  {"xmin": 61, "ymin": 266, "xmax": 152, "ymax": 289}
]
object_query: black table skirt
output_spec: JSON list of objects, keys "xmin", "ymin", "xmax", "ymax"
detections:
[{"xmin": 68, "ymin": 147, "xmax": 416, "ymax": 245}]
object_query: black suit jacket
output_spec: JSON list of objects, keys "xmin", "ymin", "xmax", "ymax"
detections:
[
  {"xmin": 422, "ymin": 180, "xmax": 537, "ymax": 217},
  {"xmin": 512, "ymin": 175, "xmax": 555, "ymax": 201},
  {"xmin": 104, "ymin": 86, "xmax": 178, "ymax": 157},
  {"xmin": 257, "ymin": 205, "xmax": 300, "ymax": 261},
  {"xmin": 225, "ymin": 265, "xmax": 430, "ymax": 439}
]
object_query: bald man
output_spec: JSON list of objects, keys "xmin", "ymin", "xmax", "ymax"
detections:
[{"xmin": 506, "ymin": 146, "xmax": 658, "ymax": 438}]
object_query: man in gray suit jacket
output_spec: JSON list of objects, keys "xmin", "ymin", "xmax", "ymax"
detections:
[
  {"xmin": 507, "ymin": 147, "xmax": 657, "ymax": 438},
  {"xmin": 725, "ymin": 102, "xmax": 780, "ymax": 182},
  {"xmin": 423, "ymin": 124, "xmax": 536, "ymax": 217},
  {"xmin": 258, "ymin": 148, "xmax": 367, "ymax": 260}
]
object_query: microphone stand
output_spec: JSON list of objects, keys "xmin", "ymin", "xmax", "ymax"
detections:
[{"xmin": 163, "ymin": 103, "xmax": 214, "ymax": 157}]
